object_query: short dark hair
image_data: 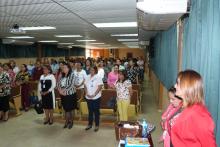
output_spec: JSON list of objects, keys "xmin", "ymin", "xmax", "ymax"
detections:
[
  {"xmin": 22, "ymin": 64, "xmax": 28, "ymax": 72},
  {"xmin": 118, "ymin": 70, "xmax": 128, "ymax": 83},
  {"xmin": 90, "ymin": 66, "xmax": 98, "ymax": 74},
  {"xmin": 168, "ymin": 86, "xmax": 176, "ymax": 94},
  {"xmin": 43, "ymin": 65, "xmax": 52, "ymax": 74}
]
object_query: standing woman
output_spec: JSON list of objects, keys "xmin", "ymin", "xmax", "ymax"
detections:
[
  {"xmin": 171, "ymin": 70, "xmax": 217, "ymax": 147},
  {"xmin": 84, "ymin": 66, "xmax": 103, "ymax": 132},
  {"xmin": 38, "ymin": 65, "xmax": 56, "ymax": 125},
  {"xmin": 74, "ymin": 62, "xmax": 87, "ymax": 100},
  {"xmin": 160, "ymin": 87, "xmax": 183, "ymax": 147},
  {"xmin": 57, "ymin": 62, "xmax": 77, "ymax": 129},
  {"xmin": 3, "ymin": 63, "xmax": 16, "ymax": 87},
  {"xmin": 114, "ymin": 70, "xmax": 133, "ymax": 121},
  {"xmin": 16, "ymin": 64, "xmax": 30, "ymax": 111},
  {"xmin": 107, "ymin": 64, "xmax": 119, "ymax": 89},
  {"xmin": 84, "ymin": 59, "xmax": 92, "ymax": 75},
  {"xmin": 0, "ymin": 63, "xmax": 11, "ymax": 121},
  {"xmin": 55, "ymin": 61, "xmax": 64, "ymax": 82},
  {"xmin": 127, "ymin": 59, "xmax": 139, "ymax": 84}
]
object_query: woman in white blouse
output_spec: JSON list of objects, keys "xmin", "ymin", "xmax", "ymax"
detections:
[
  {"xmin": 84, "ymin": 66, "xmax": 103, "ymax": 132},
  {"xmin": 114, "ymin": 70, "xmax": 133, "ymax": 121},
  {"xmin": 38, "ymin": 65, "xmax": 56, "ymax": 125}
]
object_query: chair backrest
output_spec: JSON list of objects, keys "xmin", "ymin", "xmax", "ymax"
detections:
[
  {"xmin": 101, "ymin": 89, "xmax": 117, "ymax": 109},
  {"xmin": 54, "ymin": 89, "xmax": 60, "ymax": 99},
  {"xmin": 132, "ymin": 84, "xmax": 141, "ymax": 97},
  {"xmin": 11, "ymin": 85, "xmax": 21, "ymax": 97},
  {"xmin": 103, "ymin": 83, "xmax": 108, "ymax": 89},
  {"xmin": 130, "ymin": 90, "xmax": 138, "ymax": 105}
]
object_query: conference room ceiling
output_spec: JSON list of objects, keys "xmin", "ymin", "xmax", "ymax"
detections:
[
  {"xmin": 0, "ymin": 0, "xmax": 184, "ymax": 49},
  {"xmin": 0, "ymin": 0, "xmax": 139, "ymax": 48}
]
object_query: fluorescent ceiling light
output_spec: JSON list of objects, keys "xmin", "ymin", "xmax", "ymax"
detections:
[
  {"xmin": 58, "ymin": 43, "xmax": 74, "ymax": 45},
  {"xmin": 6, "ymin": 36, "xmax": 34, "ymax": 39},
  {"xmin": 111, "ymin": 34, "xmax": 138, "ymax": 37},
  {"xmin": 93, "ymin": 22, "xmax": 137, "ymax": 28},
  {"xmin": 20, "ymin": 26, "xmax": 56, "ymax": 31},
  {"xmin": 90, "ymin": 43, "xmax": 105, "ymax": 45},
  {"xmin": 118, "ymin": 39, "xmax": 139, "ymax": 42},
  {"xmin": 55, "ymin": 35, "xmax": 82, "ymax": 38},
  {"xmin": 128, "ymin": 46, "xmax": 139, "ymax": 48},
  {"xmin": 137, "ymin": 0, "xmax": 188, "ymax": 14},
  {"xmin": 39, "ymin": 40, "xmax": 58, "ymax": 43},
  {"xmin": 122, "ymin": 42, "xmax": 139, "ymax": 45},
  {"xmin": 76, "ymin": 40, "xmax": 96, "ymax": 42}
]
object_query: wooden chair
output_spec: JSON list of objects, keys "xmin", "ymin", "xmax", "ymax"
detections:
[
  {"xmin": 128, "ymin": 90, "xmax": 139, "ymax": 119},
  {"xmin": 10, "ymin": 86, "xmax": 22, "ymax": 116},
  {"xmin": 100, "ymin": 89, "xmax": 117, "ymax": 115},
  {"xmin": 132, "ymin": 84, "xmax": 142, "ymax": 113},
  {"xmin": 54, "ymin": 89, "xmax": 62, "ymax": 114}
]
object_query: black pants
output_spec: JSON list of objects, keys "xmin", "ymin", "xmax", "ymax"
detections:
[
  {"xmin": 0, "ymin": 95, "xmax": 10, "ymax": 112},
  {"xmin": 86, "ymin": 98, "xmax": 100, "ymax": 127}
]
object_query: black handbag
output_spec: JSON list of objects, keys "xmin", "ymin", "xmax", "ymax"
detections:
[
  {"xmin": 107, "ymin": 96, "xmax": 116, "ymax": 109},
  {"xmin": 34, "ymin": 101, "xmax": 44, "ymax": 114}
]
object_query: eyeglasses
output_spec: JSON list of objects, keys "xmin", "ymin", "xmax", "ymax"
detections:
[{"xmin": 174, "ymin": 95, "xmax": 183, "ymax": 100}]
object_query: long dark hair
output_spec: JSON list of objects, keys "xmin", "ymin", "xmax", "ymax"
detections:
[
  {"xmin": 22, "ymin": 64, "xmax": 28, "ymax": 72},
  {"xmin": 62, "ymin": 62, "xmax": 72, "ymax": 77},
  {"xmin": 117, "ymin": 70, "xmax": 128, "ymax": 83}
]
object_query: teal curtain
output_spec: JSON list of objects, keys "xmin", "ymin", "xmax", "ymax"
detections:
[
  {"xmin": 150, "ymin": 24, "xmax": 178, "ymax": 89},
  {"xmin": 0, "ymin": 42, "xmax": 37, "ymax": 58},
  {"xmin": 42, "ymin": 45, "xmax": 69, "ymax": 57},
  {"xmin": 182, "ymin": 0, "xmax": 220, "ymax": 145},
  {"xmin": 70, "ymin": 47, "xmax": 85, "ymax": 56}
]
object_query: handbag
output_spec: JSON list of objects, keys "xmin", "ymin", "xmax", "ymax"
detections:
[
  {"xmin": 34, "ymin": 101, "xmax": 44, "ymax": 114},
  {"xmin": 107, "ymin": 96, "xmax": 116, "ymax": 109}
]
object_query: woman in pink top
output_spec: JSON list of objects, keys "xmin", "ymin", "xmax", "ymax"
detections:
[{"xmin": 107, "ymin": 64, "xmax": 119, "ymax": 88}]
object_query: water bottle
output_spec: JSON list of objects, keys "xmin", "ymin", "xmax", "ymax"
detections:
[{"xmin": 142, "ymin": 119, "xmax": 148, "ymax": 138}]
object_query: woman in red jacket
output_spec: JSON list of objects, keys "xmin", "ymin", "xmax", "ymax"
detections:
[{"xmin": 171, "ymin": 70, "xmax": 217, "ymax": 147}]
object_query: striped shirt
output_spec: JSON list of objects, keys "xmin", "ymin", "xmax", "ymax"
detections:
[{"xmin": 57, "ymin": 72, "xmax": 76, "ymax": 95}]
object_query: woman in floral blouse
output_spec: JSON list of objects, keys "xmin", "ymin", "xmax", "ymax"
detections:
[
  {"xmin": 127, "ymin": 59, "xmax": 139, "ymax": 84},
  {"xmin": 114, "ymin": 70, "xmax": 133, "ymax": 121},
  {"xmin": 0, "ymin": 63, "xmax": 11, "ymax": 121},
  {"xmin": 16, "ymin": 64, "xmax": 30, "ymax": 111},
  {"xmin": 3, "ymin": 63, "xmax": 16, "ymax": 87}
]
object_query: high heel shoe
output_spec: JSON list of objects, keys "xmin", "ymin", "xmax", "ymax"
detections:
[
  {"xmin": 85, "ymin": 125, "xmax": 92, "ymax": 131},
  {"xmin": 49, "ymin": 119, "xmax": 53, "ymax": 125},
  {"xmin": 63, "ymin": 122, "xmax": 68, "ymax": 129},
  {"xmin": 94, "ymin": 126, "xmax": 99, "ymax": 132},
  {"xmin": 68, "ymin": 122, "xmax": 73, "ymax": 129},
  {"xmin": 44, "ymin": 120, "xmax": 49, "ymax": 125}
]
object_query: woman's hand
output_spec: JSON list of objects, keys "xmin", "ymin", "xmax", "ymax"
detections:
[{"xmin": 58, "ymin": 88, "xmax": 66, "ymax": 96}]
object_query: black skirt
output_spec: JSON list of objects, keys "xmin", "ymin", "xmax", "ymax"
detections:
[
  {"xmin": 61, "ymin": 93, "xmax": 77, "ymax": 112},
  {"xmin": 0, "ymin": 95, "xmax": 10, "ymax": 112},
  {"xmin": 42, "ymin": 92, "xmax": 53, "ymax": 109}
]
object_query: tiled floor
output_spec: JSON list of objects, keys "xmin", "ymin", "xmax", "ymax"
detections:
[{"xmin": 0, "ymin": 76, "xmax": 163, "ymax": 147}]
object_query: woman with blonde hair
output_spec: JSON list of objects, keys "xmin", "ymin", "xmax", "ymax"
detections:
[{"xmin": 171, "ymin": 70, "xmax": 216, "ymax": 147}]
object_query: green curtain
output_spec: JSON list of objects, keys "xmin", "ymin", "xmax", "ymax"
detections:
[
  {"xmin": 150, "ymin": 24, "xmax": 178, "ymax": 89},
  {"xmin": 182, "ymin": 0, "xmax": 220, "ymax": 145},
  {"xmin": 42, "ymin": 45, "xmax": 69, "ymax": 57},
  {"xmin": 70, "ymin": 47, "xmax": 85, "ymax": 56},
  {"xmin": 0, "ymin": 42, "xmax": 37, "ymax": 58}
]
